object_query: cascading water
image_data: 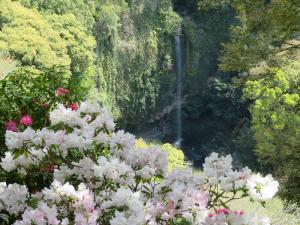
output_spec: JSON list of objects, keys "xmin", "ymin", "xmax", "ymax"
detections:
[{"xmin": 174, "ymin": 29, "xmax": 183, "ymax": 147}]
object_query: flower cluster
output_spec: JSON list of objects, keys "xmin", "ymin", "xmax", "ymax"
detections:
[
  {"xmin": 203, "ymin": 153, "xmax": 251, "ymax": 191},
  {"xmin": 205, "ymin": 209, "xmax": 270, "ymax": 225},
  {"xmin": 3, "ymin": 86, "xmax": 77, "ymax": 134},
  {"xmin": 0, "ymin": 101, "xmax": 279, "ymax": 225},
  {"xmin": 0, "ymin": 182, "xmax": 28, "ymax": 215},
  {"xmin": 246, "ymin": 174, "xmax": 279, "ymax": 201},
  {"xmin": 4, "ymin": 115, "xmax": 32, "ymax": 132},
  {"xmin": 5, "ymin": 120, "xmax": 17, "ymax": 132},
  {"xmin": 203, "ymin": 152, "xmax": 279, "ymax": 204}
]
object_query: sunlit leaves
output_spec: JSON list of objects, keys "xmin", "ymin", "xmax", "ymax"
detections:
[
  {"xmin": 0, "ymin": 0, "xmax": 70, "ymax": 69},
  {"xmin": 244, "ymin": 68, "xmax": 300, "ymax": 204},
  {"xmin": 0, "ymin": 0, "xmax": 96, "ymax": 79}
]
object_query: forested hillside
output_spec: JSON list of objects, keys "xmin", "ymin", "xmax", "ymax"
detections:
[
  {"xmin": 0, "ymin": 0, "xmax": 181, "ymax": 129},
  {"xmin": 197, "ymin": 0, "xmax": 300, "ymax": 205}
]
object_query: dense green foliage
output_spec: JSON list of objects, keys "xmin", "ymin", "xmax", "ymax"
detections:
[
  {"xmin": 244, "ymin": 68, "xmax": 299, "ymax": 164},
  {"xmin": 0, "ymin": 67, "xmax": 84, "ymax": 151},
  {"xmin": 0, "ymin": 0, "xmax": 257, "ymax": 166},
  {"xmin": 19, "ymin": 0, "xmax": 96, "ymax": 31},
  {"xmin": 198, "ymin": 0, "xmax": 300, "ymax": 72},
  {"xmin": 199, "ymin": 0, "xmax": 300, "ymax": 206},
  {"xmin": 0, "ymin": 0, "xmax": 95, "ymax": 78},
  {"xmin": 14, "ymin": 0, "xmax": 183, "ymax": 129},
  {"xmin": 0, "ymin": 1, "xmax": 70, "ymax": 68},
  {"xmin": 0, "ymin": 0, "xmax": 182, "ymax": 131},
  {"xmin": 170, "ymin": 0, "xmax": 257, "ymax": 169},
  {"xmin": 92, "ymin": 0, "xmax": 182, "ymax": 128},
  {"xmin": 244, "ymin": 68, "xmax": 300, "ymax": 204}
]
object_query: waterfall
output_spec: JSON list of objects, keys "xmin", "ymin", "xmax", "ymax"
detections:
[{"xmin": 174, "ymin": 32, "xmax": 183, "ymax": 147}]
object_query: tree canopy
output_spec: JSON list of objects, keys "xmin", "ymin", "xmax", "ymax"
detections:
[
  {"xmin": 244, "ymin": 67, "xmax": 300, "ymax": 203},
  {"xmin": 198, "ymin": 0, "xmax": 300, "ymax": 72},
  {"xmin": 0, "ymin": 0, "xmax": 95, "ymax": 78},
  {"xmin": 0, "ymin": 0, "xmax": 70, "ymax": 69}
]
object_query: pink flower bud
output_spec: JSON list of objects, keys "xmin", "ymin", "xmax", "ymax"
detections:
[
  {"xmin": 42, "ymin": 103, "xmax": 49, "ymax": 109},
  {"xmin": 70, "ymin": 103, "xmax": 78, "ymax": 111},
  {"xmin": 167, "ymin": 200, "xmax": 176, "ymax": 218},
  {"xmin": 216, "ymin": 208, "xmax": 229, "ymax": 215},
  {"xmin": 47, "ymin": 163, "xmax": 55, "ymax": 173},
  {"xmin": 5, "ymin": 120, "xmax": 17, "ymax": 132},
  {"xmin": 56, "ymin": 87, "xmax": 70, "ymax": 96},
  {"xmin": 20, "ymin": 115, "xmax": 32, "ymax": 126}
]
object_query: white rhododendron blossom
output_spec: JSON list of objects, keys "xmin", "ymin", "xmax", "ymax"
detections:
[
  {"xmin": 0, "ymin": 152, "xmax": 17, "ymax": 172},
  {"xmin": 0, "ymin": 101, "xmax": 279, "ymax": 224},
  {"xmin": 103, "ymin": 187, "xmax": 146, "ymax": 225},
  {"xmin": 94, "ymin": 156, "xmax": 135, "ymax": 185},
  {"xmin": 110, "ymin": 130, "xmax": 136, "ymax": 152},
  {"xmin": 50, "ymin": 104, "xmax": 83, "ymax": 127},
  {"xmin": 246, "ymin": 174, "xmax": 279, "ymax": 201},
  {"xmin": 0, "ymin": 182, "xmax": 28, "ymax": 215},
  {"xmin": 0, "ymin": 147, "xmax": 47, "ymax": 173},
  {"xmin": 203, "ymin": 153, "xmax": 252, "ymax": 191}
]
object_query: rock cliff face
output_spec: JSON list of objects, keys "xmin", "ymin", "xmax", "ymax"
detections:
[
  {"xmin": 134, "ymin": 1, "xmax": 257, "ymax": 167},
  {"xmin": 8, "ymin": 0, "xmax": 255, "ymax": 167}
]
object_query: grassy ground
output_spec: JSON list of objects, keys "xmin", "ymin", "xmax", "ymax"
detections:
[{"xmin": 228, "ymin": 196, "xmax": 300, "ymax": 225}]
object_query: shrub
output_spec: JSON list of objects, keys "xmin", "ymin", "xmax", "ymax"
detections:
[
  {"xmin": 0, "ymin": 67, "xmax": 85, "ymax": 152},
  {"xmin": 243, "ymin": 68, "xmax": 300, "ymax": 204},
  {"xmin": 0, "ymin": 101, "xmax": 279, "ymax": 224}
]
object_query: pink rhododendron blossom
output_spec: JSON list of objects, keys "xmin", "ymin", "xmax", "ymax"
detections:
[
  {"xmin": 5, "ymin": 120, "xmax": 17, "ymax": 132},
  {"xmin": 19, "ymin": 115, "xmax": 32, "ymax": 126}
]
